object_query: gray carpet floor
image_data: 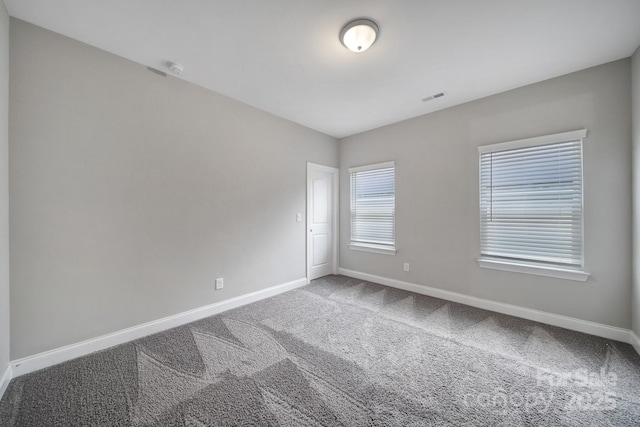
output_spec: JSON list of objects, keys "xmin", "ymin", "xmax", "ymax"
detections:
[{"xmin": 1, "ymin": 275, "xmax": 639, "ymax": 426}]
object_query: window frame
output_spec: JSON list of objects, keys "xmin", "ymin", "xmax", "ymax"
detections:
[
  {"xmin": 348, "ymin": 161, "xmax": 397, "ymax": 256},
  {"xmin": 477, "ymin": 130, "xmax": 590, "ymax": 282}
]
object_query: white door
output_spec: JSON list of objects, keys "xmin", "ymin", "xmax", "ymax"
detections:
[{"xmin": 307, "ymin": 164, "xmax": 338, "ymax": 281}]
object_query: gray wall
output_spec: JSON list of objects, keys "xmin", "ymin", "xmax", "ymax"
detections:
[
  {"xmin": 340, "ymin": 59, "xmax": 632, "ymax": 329},
  {"xmin": 9, "ymin": 19, "xmax": 338, "ymax": 359},
  {"xmin": 0, "ymin": 5, "xmax": 9, "ymax": 373},
  {"xmin": 633, "ymin": 46, "xmax": 640, "ymax": 337}
]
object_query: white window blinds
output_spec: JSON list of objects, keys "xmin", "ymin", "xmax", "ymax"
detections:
[
  {"xmin": 479, "ymin": 130, "xmax": 585, "ymax": 269},
  {"xmin": 349, "ymin": 162, "xmax": 395, "ymax": 252}
]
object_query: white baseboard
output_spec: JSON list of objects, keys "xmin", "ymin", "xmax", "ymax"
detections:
[
  {"xmin": 339, "ymin": 268, "xmax": 633, "ymax": 345},
  {"xmin": 631, "ymin": 331, "xmax": 640, "ymax": 356},
  {"xmin": 0, "ymin": 363, "xmax": 12, "ymax": 401},
  {"xmin": 11, "ymin": 277, "xmax": 308, "ymax": 378}
]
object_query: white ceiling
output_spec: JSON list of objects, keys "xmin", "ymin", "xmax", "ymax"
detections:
[{"xmin": 4, "ymin": 1, "xmax": 640, "ymax": 138}]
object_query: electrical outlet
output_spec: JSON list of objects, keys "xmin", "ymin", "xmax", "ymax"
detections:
[
  {"xmin": 403, "ymin": 263, "xmax": 410, "ymax": 272},
  {"xmin": 215, "ymin": 277, "xmax": 224, "ymax": 290}
]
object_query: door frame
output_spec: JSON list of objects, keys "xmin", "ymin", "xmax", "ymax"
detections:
[{"xmin": 306, "ymin": 162, "xmax": 339, "ymax": 283}]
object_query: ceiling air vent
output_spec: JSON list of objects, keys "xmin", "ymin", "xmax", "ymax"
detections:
[
  {"xmin": 422, "ymin": 92, "xmax": 446, "ymax": 102},
  {"xmin": 147, "ymin": 67, "xmax": 167, "ymax": 77}
]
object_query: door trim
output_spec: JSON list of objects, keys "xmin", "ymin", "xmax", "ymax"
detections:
[{"xmin": 307, "ymin": 162, "xmax": 339, "ymax": 283}]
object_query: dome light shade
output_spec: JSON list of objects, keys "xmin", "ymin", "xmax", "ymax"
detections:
[{"xmin": 340, "ymin": 18, "xmax": 379, "ymax": 53}]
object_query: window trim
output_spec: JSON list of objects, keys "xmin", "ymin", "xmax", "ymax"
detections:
[
  {"xmin": 477, "ymin": 129, "xmax": 587, "ymax": 154},
  {"xmin": 477, "ymin": 258, "xmax": 590, "ymax": 282},
  {"xmin": 477, "ymin": 129, "xmax": 589, "ymax": 281},
  {"xmin": 349, "ymin": 243, "xmax": 397, "ymax": 256},
  {"xmin": 349, "ymin": 161, "xmax": 396, "ymax": 255}
]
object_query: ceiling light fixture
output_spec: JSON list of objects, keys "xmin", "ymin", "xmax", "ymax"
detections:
[{"xmin": 339, "ymin": 18, "xmax": 379, "ymax": 53}]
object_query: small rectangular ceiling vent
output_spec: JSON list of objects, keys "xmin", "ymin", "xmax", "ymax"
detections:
[
  {"xmin": 422, "ymin": 92, "xmax": 446, "ymax": 102},
  {"xmin": 147, "ymin": 66, "xmax": 167, "ymax": 77}
]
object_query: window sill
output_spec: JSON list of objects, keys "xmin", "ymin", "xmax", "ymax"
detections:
[
  {"xmin": 477, "ymin": 258, "xmax": 590, "ymax": 282},
  {"xmin": 349, "ymin": 243, "xmax": 396, "ymax": 256}
]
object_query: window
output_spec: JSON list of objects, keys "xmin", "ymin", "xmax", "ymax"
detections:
[
  {"xmin": 349, "ymin": 161, "xmax": 396, "ymax": 255},
  {"xmin": 478, "ymin": 130, "xmax": 589, "ymax": 281}
]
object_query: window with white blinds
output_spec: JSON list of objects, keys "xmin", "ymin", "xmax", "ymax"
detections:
[
  {"xmin": 349, "ymin": 161, "xmax": 396, "ymax": 255},
  {"xmin": 478, "ymin": 130, "xmax": 586, "ymax": 272}
]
